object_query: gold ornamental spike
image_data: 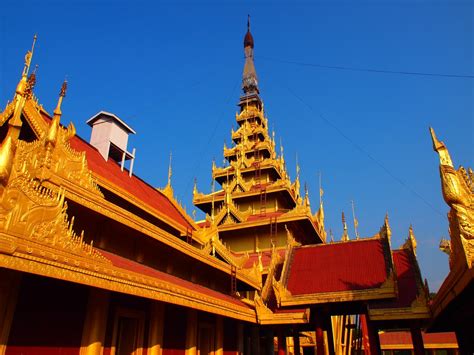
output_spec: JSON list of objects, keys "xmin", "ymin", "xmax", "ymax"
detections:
[
  {"xmin": 0, "ymin": 131, "xmax": 15, "ymax": 186},
  {"xmin": 167, "ymin": 151, "xmax": 172, "ymax": 187},
  {"xmin": 47, "ymin": 80, "xmax": 67, "ymax": 145},
  {"xmin": 341, "ymin": 211, "xmax": 349, "ymax": 242},
  {"xmin": 22, "ymin": 34, "xmax": 38, "ymax": 77},
  {"xmin": 430, "ymin": 127, "xmax": 454, "ymax": 167}
]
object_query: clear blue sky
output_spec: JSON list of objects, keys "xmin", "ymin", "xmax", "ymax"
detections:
[{"xmin": 1, "ymin": 1, "xmax": 473, "ymax": 291}]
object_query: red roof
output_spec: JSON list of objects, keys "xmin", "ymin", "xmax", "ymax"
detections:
[
  {"xmin": 286, "ymin": 239, "xmax": 388, "ymax": 295},
  {"xmin": 100, "ymin": 250, "xmax": 251, "ymax": 309},
  {"xmin": 40, "ymin": 112, "xmax": 193, "ymax": 231},
  {"xmin": 372, "ymin": 249, "xmax": 418, "ymax": 309},
  {"xmin": 379, "ymin": 331, "xmax": 457, "ymax": 348}
]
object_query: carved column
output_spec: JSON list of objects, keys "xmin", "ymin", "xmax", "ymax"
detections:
[
  {"xmin": 315, "ymin": 316, "xmax": 325, "ymax": 355},
  {"xmin": 360, "ymin": 314, "xmax": 380, "ymax": 355},
  {"xmin": 148, "ymin": 302, "xmax": 164, "ymax": 355},
  {"xmin": 410, "ymin": 327, "xmax": 425, "ymax": 355},
  {"xmin": 215, "ymin": 315, "xmax": 224, "ymax": 355},
  {"xmin": 325, "ymin": 316, "xmax": 335, "ymax": 355},
  {"xmin": 0, "ymin": 269, "xmax": 21, "ymax": 355},
  {"xmin": 277, "ymin": 329, "xmax": 286, "ymax": 355},
  {"xmin": 80, "ymin": 288, "xmax": 110, "ymax": 355},
  {"xmin": 264, "ymin": 329, "xmax": 274, "ymax": 355},
  {"xmin": 185, "ymin": 309, "xmax": 197, "ymax": 355},
  {"xmin": 250, "ymin": 325, "xmax": 260, "ymax": 355},
  {"xmin": 293, "ymin": 330, "xmax": 301, "ymax": 355}
]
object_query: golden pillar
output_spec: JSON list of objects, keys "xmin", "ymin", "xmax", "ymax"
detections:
[
  {"xmin": 0, "ymin": 269, "xmax": 21, "ymax": 355},
  {"xmin": 148, "ymin": 302, "xmax": 164, "ymax": 355},
  {"xmin": 215, "ymin": 315, "xmax": 224, "ymax": 355},
  {"xmin": 80, "ymin": 288, "xmax": 110, "ymax": 355},
  {"xmin": 185, "ymin": 309, "xmax": 197, "ymax": 355}
]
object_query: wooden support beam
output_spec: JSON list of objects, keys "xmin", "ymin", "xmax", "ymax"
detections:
[
  {"xmin": 215, "ymin": 316, "xmax": 224, "ymax": 355},
  {"xmin": 410, "ymin": 327, "xmax": 425, "ymax": 355},
  {"xmin": 148, "ymin": 302, "xmax": 164, "ymax": 355},
  {"xmin": 293, "ymin": 331, "xmax": 301, "ymax": 355},
  {"xmin": 185, "ymin": 309, "xmax": 197, "ymax": 355},
  {"xmin": 277, "ymin": 329, "xmax": 286, "ymax": 355},
  {"xmin": 315, "ymin": 316, "xmax": 325, "ymax": 355},
  {"xmin": 360, "ymin": 314, "xmax": 380, "ymax": 355},
  {"xmin": 80, "ymin": 289, "xmax": 110, "ymax": 355},
  {"xmin": 0, "ymin": 269, "xmax": 21, "ymax": 355}
]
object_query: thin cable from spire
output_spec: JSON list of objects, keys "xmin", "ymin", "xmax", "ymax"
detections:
[
  {"xmin": 259, "ymin": 56, "xmax": 474, "ymax": 79},
  {"xmin": 281, "ymin": 83, "xmax": 444, "ymax": 217}
]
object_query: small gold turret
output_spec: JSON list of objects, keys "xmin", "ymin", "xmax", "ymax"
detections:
[
  {"xmin": 10, "ymin": 35, "xmax": 38, "ymax": 138},
  {"xmin": 0, "ymin": 131, "xmax": 15, "ymax": 186},
  {"xmin": 47, "ymin": 80, "xmax": 67, "ymax": 146},
  {"xmin": 341, "ymin": 211, "xmax": 349, "ymax": 242},
  {"xmin": 162, "ymin": 152, "xmax": 174, "ymax": 198},
  {"xmin": 403, "ymin": 225, "xmax": 418, "ymax": 256}
]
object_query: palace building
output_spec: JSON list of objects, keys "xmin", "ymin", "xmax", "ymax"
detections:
[{"xmin": 0, "ymin": 20, "xmax": 470, "ymax": 355}]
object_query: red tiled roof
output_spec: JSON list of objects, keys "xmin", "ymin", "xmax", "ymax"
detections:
[
  {"xmin": 373, "ymin": 249, "xmax": 418, "ymax": 309},
  {"xmin": 379, "ymin": 331, "xmax": 457, "ymax": 348},
  {"xmin": 286, "ymin": 239, "xmax": 388, "ymax": 295},
  {"xmin": 100, "ymin": 250, "xmax": 251, "ymax": 309},
  {"xmin": 40, "ymin": 112, "xmax": 193, "ymax": 231}
]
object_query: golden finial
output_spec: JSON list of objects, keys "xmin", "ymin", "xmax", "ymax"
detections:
[
  {"xmin": 341, "ymin": 211, "xmax": 349, "ymax": 242},
  {"xmin": 430, "ymin": 127, "xmax": 453, "ymax": 167},
  {"xmin": 47, "ymin": 79, "xmax": 67, "ymax": 146},
  {"xmin": 53, "ymin": 79, "xmax": 68, "ymax": 116},
  {"xmin": 22, "ymin": 34, "xmax": 37, "ymax": 78},
  {"xmin": 10, "ymin": 35, "xmax": 38, "ymax": 133},
  {"xmin": 193, "ymin": 177, "xmax": 198, "ymax": 196},
  {"xmin": 0, "ymin": 131, "xmax": 15, "ymax": 186},
  {"xmin": 167, "ymin": 151, "xmax": 172, "ymax": 187},
  {"xmin": 407, "ymin": 224, "xmax": 417, "ymax": 256},
  {"xmin": 351, "ymin": 200, "xmax": 360, "ymax": 240}
]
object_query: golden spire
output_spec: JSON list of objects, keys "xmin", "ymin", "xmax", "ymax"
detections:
[
  {"xmin": 315, "ymin": 173, "xmax": 326, "ymax": 239},
  {"xmin": 404, "ymin": 224, "xmax": 417, "ymax": 256},
  {"xmin": 304, "ymin": 182, "xmax": 309, "ymax": 203},
  {"xmin": 193, "ymin": 177, "xmax": 198, "ymax": 196},
  {"xmin": 430, "ymin": 127, "xmax": 454, "ymax": 167},
  {"xmin": 167, "ymin": 151, "xmax": 172, "ymax": 187},
  {"xmin": 0, "ymin": 131, "xmax": 15, "ymax": 186},
  {"xmin": 47, "ymin": 79, "xmax": 68, "ymax": 146},
  {"xmin": 351, "ymin": 200, "xmax": 360, "ymax": 240},
  {"xmin": 160, "ymin": 151, "xmax": 174, "ymax": 198},
  {"xmin": 379, "ymin": 213, "xmax": 392, "ymax": 242},
  {"xmin": 10, "ymin": 35, "xmax": 38, "ymax": 136},
  {"xmin": 341, "ymin": 211, "xmax": 349, "ymax": 242}
]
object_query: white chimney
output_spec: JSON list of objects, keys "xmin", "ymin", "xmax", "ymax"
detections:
[{"xmin": 87, "ymin": 111, "xmax": 136, "ymax": 175}]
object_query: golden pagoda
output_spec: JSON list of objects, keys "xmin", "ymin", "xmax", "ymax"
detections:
[{"xmin": 193, "ymin": 18, "xmax": 325, "ymax": 266}]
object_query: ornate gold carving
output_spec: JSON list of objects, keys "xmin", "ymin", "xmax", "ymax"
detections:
[
  {"xmin": 431, "ymin": 128, "xmax": 473, "ymax": 268},
  {"xmin": 402, "ymin": 225, "xmax": 417, "ymax": 256}
]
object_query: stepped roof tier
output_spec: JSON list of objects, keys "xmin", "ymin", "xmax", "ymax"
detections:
[{"xmin": 193, "ymin": 19, "xmax": 326, "ymax": 252}]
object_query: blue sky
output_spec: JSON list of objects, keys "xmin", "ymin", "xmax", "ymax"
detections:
[{"xmin": 1, "ymin": 1, "xmax": 473, "ymax": 291}]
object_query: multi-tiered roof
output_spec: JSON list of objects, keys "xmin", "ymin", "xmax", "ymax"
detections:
[{"xmin": 194, "ymin": 19, "xmax": 325, "ymax": 254}]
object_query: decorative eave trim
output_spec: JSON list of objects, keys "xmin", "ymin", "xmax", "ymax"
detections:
[
  {"xmin": 52, "ymin": 179, "xmax": 261, "ymax": 289},
  {"xmin": 430, "ymin": 262, "xmax": 473, "ymax": 320},
  {"xmin": 0, "ymin": 235, "xmax": 257, "ymax": 323},
  {"xmin": 280, "ymin": 273, "xmax": 397, "ymax": 307},
  {"xmin": 253, "ymin": 294, "xmax": 309, "ymax": 325},
  {"xmin": 194, "ymin": 183, "xmax": 295, "ymax": 207}
]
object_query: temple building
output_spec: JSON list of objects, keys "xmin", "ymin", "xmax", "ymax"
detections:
[{"xmin": 0, "ymin": 20, "xmax": 470, "ymax": 355}]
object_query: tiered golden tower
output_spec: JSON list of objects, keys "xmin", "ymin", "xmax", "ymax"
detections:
[{"xmin": 193, "ymin": 19, "xmax": 325, "ymax": 256}]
